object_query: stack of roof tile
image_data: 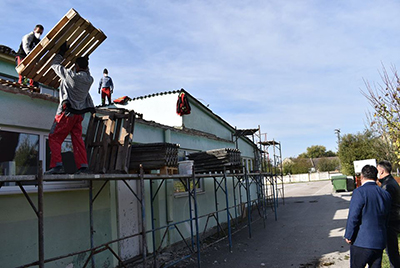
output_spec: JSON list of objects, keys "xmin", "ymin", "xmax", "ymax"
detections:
[
  {"xmin": 129, "ymin": 143, "xmax": 179, "ymax": 170},
  {"xmin": 188, "ymin": 148, "xmax": 242, "ymax": 172}
]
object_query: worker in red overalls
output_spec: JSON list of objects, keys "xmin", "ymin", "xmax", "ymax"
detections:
[
  {"xmin": 45, "ymin": 42, "xmax": 95, "ymax": 174},
  {"xmin": 15, "ymin": 24, "xmax": 44, "ymax": 87},
  {"xmin": 98, "ymin": 68, "xmax": 114, "ymax": 106}
]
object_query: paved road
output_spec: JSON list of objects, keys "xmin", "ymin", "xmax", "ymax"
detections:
[{"xmin": 186, "ymin": 180, "xmax": 352, "ymax": 268}]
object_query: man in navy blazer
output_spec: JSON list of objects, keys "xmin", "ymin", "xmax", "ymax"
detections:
[{"xmin": 345, "ymin": 165, "xmax": 391, "ymax": 268}]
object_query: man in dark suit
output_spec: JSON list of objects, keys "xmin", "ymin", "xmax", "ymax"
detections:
[
  {"xmin": 345, "ymin": 165, "xmax": 391, "ymax": 268},
  {"xmin": 378, "ymin": 160, "xmax": 400, "ymax": 268}
]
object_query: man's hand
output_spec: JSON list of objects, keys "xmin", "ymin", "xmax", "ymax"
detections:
[
  {"xmin": 345, "ymin": 238, "xmax": 352, "ymax": 245},
  {"xmin": 58, "ymin": 42, "xmax": 69, "ymax": 57}
]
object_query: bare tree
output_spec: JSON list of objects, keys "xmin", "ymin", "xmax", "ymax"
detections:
[{"xmin": 362, "ymin": 64, "xmax": 400, "ymax": 163}]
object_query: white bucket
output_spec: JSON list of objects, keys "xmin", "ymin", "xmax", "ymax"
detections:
[{"xmin": 178, "ymin": 160, "xmax": 194, "ymax": 175}]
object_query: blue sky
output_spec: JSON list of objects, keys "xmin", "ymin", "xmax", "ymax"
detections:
[{"xmin": 2, "ymin": 0, "xmax": 400, "ymax": 158}]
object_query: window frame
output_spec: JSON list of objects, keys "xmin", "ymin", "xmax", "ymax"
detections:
[{"xmin": 0, "ymin": 126, "xmax": 88, "ymax": 195}]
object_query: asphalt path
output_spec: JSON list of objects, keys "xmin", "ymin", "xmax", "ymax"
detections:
[{"xmin": 185, "ymin": 180, "xmax": 352, "ymax": 268}]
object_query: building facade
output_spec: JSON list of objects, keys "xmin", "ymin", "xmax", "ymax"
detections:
[{"xmin": 0, "ymin": 45, "xmax": 260, "ymax": 267}]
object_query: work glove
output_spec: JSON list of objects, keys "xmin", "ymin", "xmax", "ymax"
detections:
[{"xmin": 58, "ymin": 42, "xmax": 69, "ymax": 57}]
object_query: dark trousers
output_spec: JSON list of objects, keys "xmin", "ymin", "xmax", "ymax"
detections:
[
  {"xmin": 350, "ymin": 245, "xmax": 383, "ymax": 268},
  {"xmin": 386, "ymin": 225, "xmax": 400, "ymax": 268}
]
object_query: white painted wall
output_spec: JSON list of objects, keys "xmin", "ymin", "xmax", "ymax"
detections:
[
  {"xmin": 283, "ymin": 172, "xmax": 343, "ymax": 183},
  {"xmin": 115, "ymin": 93, "xmax": 182, "ymax": 127},
  {"xmin": 117, "ymin": 180, "xmax": 141, "ymax": 260}
]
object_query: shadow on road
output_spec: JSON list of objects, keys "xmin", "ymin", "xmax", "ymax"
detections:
[{"xmin": 184, "ymin": 184, "xmax": 352, "ymax": 268}]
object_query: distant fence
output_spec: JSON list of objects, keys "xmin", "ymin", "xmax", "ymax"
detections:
[{"xmin": 282, "ymin": 171, "xmax": 343, "ymax": 183}]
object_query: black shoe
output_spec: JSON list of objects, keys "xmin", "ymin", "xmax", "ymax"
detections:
[
  {"xmin": 44, "ymin": 166, "xmax": 65, "ymax": 175},
  {"xmin": 75, "ymin": 167, "xmax": 92, "ymax": 174}
]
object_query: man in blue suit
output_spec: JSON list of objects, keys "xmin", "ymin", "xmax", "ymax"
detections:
[{"xmin": 345, "ymin": 165, "xmax": 391, "ymax": 268}]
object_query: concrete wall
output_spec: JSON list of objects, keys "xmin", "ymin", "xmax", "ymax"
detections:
[
  {"xmin": 129, "ymin": 119, "xmax": 259, "ymax": 253},
  {"xmin": 283, "ymin": 172, "xmax": 343, "ymax": 183},
  {"xmin": 0, "ymin": 182, "xmax": 114, "ymax": 267},
  {"xmin": 0, "ymin": 54, "xmax": 18, "ymax": 78},
  {"xmin": 183, "ymin": 101, "xmax": 233, "ymax": 141}
]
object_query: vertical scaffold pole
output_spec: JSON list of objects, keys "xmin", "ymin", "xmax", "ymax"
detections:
[
  {"xmin": 187, "ymin": 175, "xmax": 195, "ymax": 250},
  {"xmin": 279, "ymin": 143, "xmax": 285, "ymax": 205},
  {"xmin": 223, "ymin": 168, "xmax": 232, "ymax": 251},
  {"xmin": 149, "ymin": 178, "xmax": 157, "ymax": 267},
  {"xmin": 140, "ymin": 165, "xmax": 147, "ymax": 265},
  {"xmin": 232, "ymin": 175, "xmax": 238, "ymax": 226},
  {"xmin": 38, "ymin": 161, "xmax": 44, "ymax": 268},
  {"xmin": 271, "ymin": 175, "xmax": 278, "ymax": 221},
  {"xmin": 213, "ymin": 176, "xmax": 220, "ymax": 236},
  {"xmin": 192, "ymin": 167, "xmax": 201, "ymax": 267},
  {"xmin": 89, "ymin": 180, "xmax": 95, "ymax": 268},
  {"xmin": 245, "ymin": 168, "xmax": 252, "ymax": 238}
]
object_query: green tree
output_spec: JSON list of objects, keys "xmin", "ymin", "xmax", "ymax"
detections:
[
  {"xmin": 338, "ymin": 130, "xmax": 383, "ymax": 176},
  {"xmin": 316, "ymin": 158, "xmax": 340, "ymax": 172},
  {"xmin": 299, "ymin": 145, "xmax": 337, "ymax": 158},
  {"xmin": 282, "ymin": 157, "xmax": 312, "ymax": 175}
]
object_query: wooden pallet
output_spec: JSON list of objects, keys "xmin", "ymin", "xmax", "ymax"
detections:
[
  {"xmin": 16, "ymin": 8, "xmax": 106, "ymax": 89},
  {"xmin": 85, "ymin": 109, "xmax": 135, "ymax": 174}
]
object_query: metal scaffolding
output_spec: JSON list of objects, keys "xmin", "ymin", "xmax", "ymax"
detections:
[{"xmin": 0, "ymin": 163, "xmax": 280, "ymax": 268}]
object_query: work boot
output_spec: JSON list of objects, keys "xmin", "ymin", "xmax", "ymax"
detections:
[
  {"xmin": 44, "ymin": 166, "xmax": 65, "ymax": 175},
  {"xmin": 75, "ymin": 167, "xmax": 92, "ymax": 174}
]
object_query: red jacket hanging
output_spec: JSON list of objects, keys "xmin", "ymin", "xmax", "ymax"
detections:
[{"xmin": 176, "ymin": 92, "xmax": 191, "ymax": 116}]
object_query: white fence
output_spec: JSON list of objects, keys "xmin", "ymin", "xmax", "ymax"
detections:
[{"xmin": 282, "ymin": 171, "xmax": 343, "ymax": 183}]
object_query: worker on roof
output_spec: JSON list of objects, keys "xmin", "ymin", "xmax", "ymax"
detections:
[
  {"xmin": 45, "ymin": 42, "xmax": 95, "ymax": 175},
  {"xmin": 15, "ymin": 24, "xmax": 44, "ymax": 87},
  {"xmin": 98, "ymin": 68, "xmax": 114, "ymax": 106}
]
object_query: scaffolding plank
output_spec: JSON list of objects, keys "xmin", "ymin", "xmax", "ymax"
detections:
[{"xmin": 16, "ymin": 8, "xmax": 106, "ymax": 89}]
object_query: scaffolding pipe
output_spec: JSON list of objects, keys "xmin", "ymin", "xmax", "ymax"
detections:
[
  {"xmin": 149, "ymin": 179, "xmax": 157, "ymax": 267},
  {"xmin": 89, "ymin": 180, "xmax": 95, "ymax": 268},
  {"xmin": 213, "ymin": 177, "xmax": 220, "ymax": 237},
  {"xmin": 245, "ymin": 169, "xmax": 252, "ymax": 238},
  {"xmin": 140, "ymin": 165, "xmax": 147, "ymax": 265},
  {"xmin": 192, "ymin": 167, "xmax": 201, "ymax": 267},
  {"xmin": 4, "ymin": 170, "xmax": 280, "ymax": 268},
  {"xmin": 223, "ymin": 168, "xmax": 232, "ymax": 251},
  {"xmin": 38, "ymin": 161, "xmax": 44, "ymax": 268}
]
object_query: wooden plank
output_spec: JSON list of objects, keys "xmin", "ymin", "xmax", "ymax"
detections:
[
  {"xmin": 16, "ymin": 8, "xmax": 106, "ymax": 89},
  {"xmin": 41, "ymin": 23, "xmax": 96, "ymax": 87},
  {"xmin": 117, "ymin": 111, "xmax": 135, "ymax": 173}
]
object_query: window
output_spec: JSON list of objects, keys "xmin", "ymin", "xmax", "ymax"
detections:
[
  {"xmin": 0, "ymin": 130, "xmax": 39, "ymax": 180},
  {"xmin": 0, "ymin": 128, "xmax": 87, "ymax": 193}
]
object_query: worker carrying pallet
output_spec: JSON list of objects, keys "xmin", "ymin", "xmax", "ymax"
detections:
[
  {"xmin": 45, "ymin": 42, "xmax": 95, "ymax": 175},
  {"xmin": 98, "ymin": 68, "xmax": 114, "ymax": 106},
  {"xmin": 15, "ymin": 24, "xmax": 44, "ymax": 87}
]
